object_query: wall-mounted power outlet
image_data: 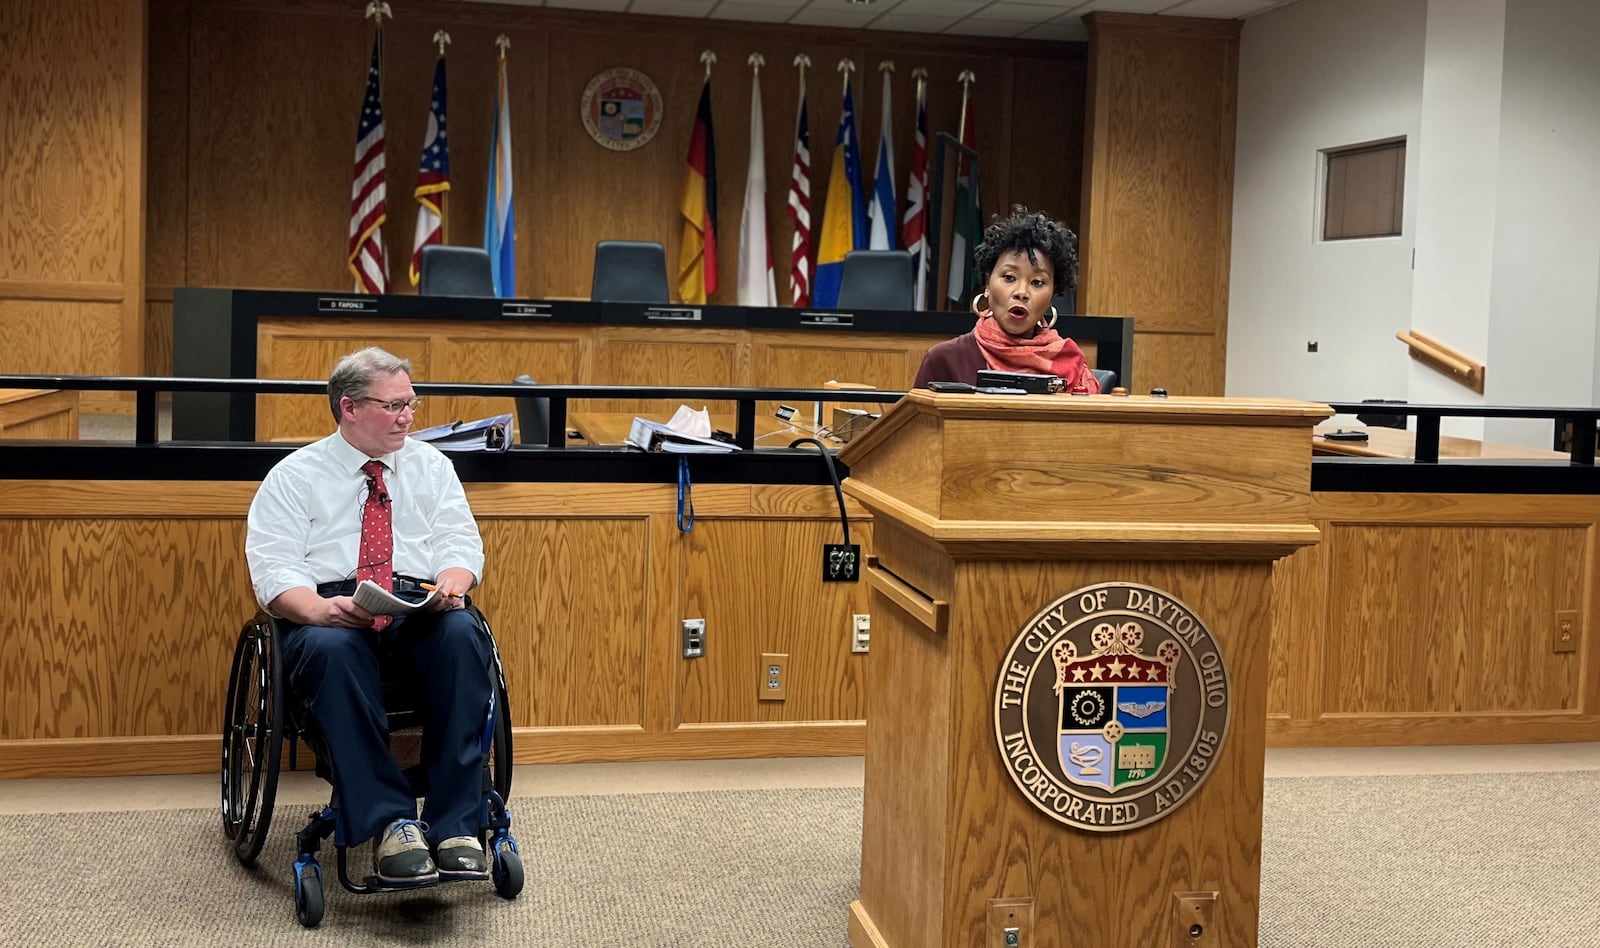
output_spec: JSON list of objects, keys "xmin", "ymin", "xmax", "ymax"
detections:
[
  {"xmin": 682, "ymin": 618, "xmax": 705, "ymax": 658},
  {"xmin": 824, "ymin": 543, "xmax": 860, "ymax": 582},
  {"xmin": 852, "ymin": 614, "xmax": 871, "ymax": 653},
  {"xmin": 759, "ymin": 652, "xmax": 788, "ymax": 701},
  {"xmin": 1554, "ymin": 609, "xmax": 1578, "ymax": 653}
]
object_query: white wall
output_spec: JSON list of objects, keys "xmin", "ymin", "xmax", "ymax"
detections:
[
  {"xmin": 1227, "ymin": 0, "xmax": 1426, "ymax": 403},
  {"xmin": 1406, "ymin": 0, "xmax": 1506, "ymax": 435},
  {"xmin": 1481, "ymin": 0, "xmax": 1600, "ymax": 446}
]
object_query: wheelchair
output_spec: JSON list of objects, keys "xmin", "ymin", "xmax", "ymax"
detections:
[{"xmin": 220, "ymin": 604, "xmax": 523, "ymax": 927}]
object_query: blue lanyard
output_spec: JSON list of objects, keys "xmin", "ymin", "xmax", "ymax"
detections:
[{"xmin": 676, "ymin": 456, "xmax": 694, "ymax": 533}]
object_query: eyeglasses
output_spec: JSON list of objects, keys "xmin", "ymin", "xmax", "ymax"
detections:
[{"xmin": 358, "ymin": 396, "xmax": 422, "ymax": 414}]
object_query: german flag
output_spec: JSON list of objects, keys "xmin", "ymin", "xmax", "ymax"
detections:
[{"xmin": 677, "ymin": 76, "xmax": 719, "ymax": 304}]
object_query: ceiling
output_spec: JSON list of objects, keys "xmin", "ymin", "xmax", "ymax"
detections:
[{"xmin": 466, "ymin": 0, "xmax": 1299, "ymax": 41}]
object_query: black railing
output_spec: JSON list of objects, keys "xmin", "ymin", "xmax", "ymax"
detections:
[
  {"xmin": 1322, "ymin": 401, "xmax": 1599, "ymax": 465},
  {"xmin": 0, "ymin": 375, "xmax": 909, "ymax": 450}
]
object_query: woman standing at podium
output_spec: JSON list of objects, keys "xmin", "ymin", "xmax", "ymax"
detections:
[{"xmin": 913, "ymin": 207, "xmax": 1099, "ymax": 393}]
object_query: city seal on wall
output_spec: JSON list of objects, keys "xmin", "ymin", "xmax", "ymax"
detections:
[
  {"xmin": 581, "ymin": 67, "xmax": 663, "ymax": 151},
  {"xmin": 993, "ymin": 582, "xmax": 1232, "ymax": 833}
]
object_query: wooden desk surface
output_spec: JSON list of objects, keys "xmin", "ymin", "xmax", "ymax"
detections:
[
  {"xmin": 568, "ymin": 411, "xmax": 842, "ymax": 448},
  {"xmin": 1312, "ymin": 423, "xmax": 1570, "ymax": 460}
]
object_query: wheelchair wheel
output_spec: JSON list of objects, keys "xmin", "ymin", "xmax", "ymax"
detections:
[
  {"xmin": 294, "ymin": 862, "xmax": 324, "ymax": 928},
  {"xmin": 220, "ymin": 614, "xmax": 284, "ymax": 866},
  {"xmin": 490, "ymin": 676, "xmax": 513, "ymax": 800},
  {"xmin": 492, "ymin": 838, "xmax": 524, "ymax": 900}
]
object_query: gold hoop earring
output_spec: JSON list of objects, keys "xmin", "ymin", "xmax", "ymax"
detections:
[
  {"xmin": 971, "ymin": 292, "xmax": 989, "ymax": 317},
  {"xmin": 1043, "ymin": 306, "xmax": 1058, "ymax": 330}
]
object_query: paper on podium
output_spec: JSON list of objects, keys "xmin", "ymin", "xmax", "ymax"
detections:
[{"xmin": 351, "ymin": 579, "xmax": 439, "ymax": 615}]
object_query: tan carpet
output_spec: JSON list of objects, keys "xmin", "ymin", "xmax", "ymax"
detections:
[{"xmin": 3, "ymin": 771, "xmax": 1597, "ymax": 947}]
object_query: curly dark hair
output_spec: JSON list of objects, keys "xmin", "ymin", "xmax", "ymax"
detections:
[{"xmin": 972, "ymin": 206, "xmax": 1078, "ymax": 292}]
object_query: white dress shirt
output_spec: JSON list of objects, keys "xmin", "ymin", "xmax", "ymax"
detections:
[{"xmin": 246, "ymin": 431, "xmax": 485, "ymax": 612}]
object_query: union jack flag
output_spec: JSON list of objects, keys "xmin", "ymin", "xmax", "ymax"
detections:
[
  {"xmin": 786, "ymin": 75, "xmax": 812, "ymax": 307},
  {"xmin": 902, "ymin": 75, "xmax": 929, "ymax": 309},
  {"xmin": 348, "ymin": 33, "xmax": 388, "ymax": 294},
  {"xmin": 409, "ymin": 55, "xmax": 450, "ymax": 286}
]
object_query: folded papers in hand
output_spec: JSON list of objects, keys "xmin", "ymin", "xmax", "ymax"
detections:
[
  {"xmin": 411, "ymin": 413, "xmax": 513, "ymax": 453},
  {"xmin": 352, "ymin": 579, "xmax": 440, "ymax": 615},
  {"xmin": 626, "ymin": 405, "xmax": 737, "ymax": 453}
]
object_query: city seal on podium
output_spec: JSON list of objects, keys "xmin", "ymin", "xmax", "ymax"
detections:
[
  {"xmin": 581, "ymin": 67, "xmax": 663, "ymax": 151},
  {"xmin": 993, "ymin": 582, "xmax": 1232, "ymax": 833}
]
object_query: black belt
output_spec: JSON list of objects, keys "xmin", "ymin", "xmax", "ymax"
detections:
[{"xmin": 316, "ymin": 575, "xmax": 432, "ymax": 598}]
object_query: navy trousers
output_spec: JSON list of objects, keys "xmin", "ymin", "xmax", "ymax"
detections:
[{"xmin": 280, "ymin": 608, "xmax": 492, "ymax": 849}]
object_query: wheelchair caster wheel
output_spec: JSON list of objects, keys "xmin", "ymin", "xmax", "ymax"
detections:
[
  {"xmin": 295, "ymin": 863, "xmax": 324, "ymax": 927},
  {"xmin": 492, "ymin": 840, "xmax": 523, "ymax": 900}
]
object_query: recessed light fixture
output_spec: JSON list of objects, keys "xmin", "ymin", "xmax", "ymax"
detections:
[{"xmin": 846, "ymin": 0, "xmax": 876, "ymax": 5}]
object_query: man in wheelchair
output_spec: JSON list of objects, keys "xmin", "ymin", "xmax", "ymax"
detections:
[{"xmin": 245, "ymin": 347, "xmax": 492, "ymax": 886}]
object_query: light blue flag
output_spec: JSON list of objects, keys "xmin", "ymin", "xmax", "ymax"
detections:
[{"xmin": 484, "ymin": 52, "xmax": 515, "ymax": 298}]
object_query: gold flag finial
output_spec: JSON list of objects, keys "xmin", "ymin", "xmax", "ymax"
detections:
[
  {"xmin": 878, "ymin": 60, "xmax": 895, "ymax": 74},
  {"xmin": 364, "ymin": 1, "xmax": 391, "ymax": 27},
  {"xmin": 793, "ymin": 53, "xmax": 811, "ymax": 84},
  {"xmin": 433, "ymin": 30, "xmax": 451, "ymax": 56},
  {"xmin": 494, "ymin": 34, "xmax": 511, "ymax": 58},
  {"xmin": 748, "ymin": 52, "xmax": 765, "ymax": 73},
  {"xmin": 957, "ymin": 68, "xmax": 976, "ymax": 86},
  {"xmin": 911, "ymin": 66, "xmax": 929, "ymax": 81},
  {"xmin": 837, "ymin": 58, "xmax": 856, "ymax": 76},
  {"xmin": 700, "ymin": 49, "xmax": 717, "ymax": 77}
]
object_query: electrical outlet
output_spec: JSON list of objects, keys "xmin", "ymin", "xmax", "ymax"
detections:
[
  {"xmin": 1171, "ymin": 891, "xmax": 1217, "ymax": 946},
  {"xmin": 823, "ymin": 543, "xmax": 861, "ymax": 582},
  {"xmin": 852, "ymin": 614, "xmax": 871, "ymax": 653},
  {"xmin": 1554, "ymin": 609, "xmax": 1578, "ymax": 653},
  {"xmin": 759, "ymin": 652, "xmax": 788, "ymax": 701},
  {"xmin": 682, "ymin": 619, "xmax": 705, "ymax": 658}
]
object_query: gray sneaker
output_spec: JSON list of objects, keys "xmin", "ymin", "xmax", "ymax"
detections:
[
  {"xmin": 435, "ymin": 835, "xmax": 491, "ymax": 879},
  {"xmin": 374, "ymin": 819, "xmax": 438, "ymax": 884}
]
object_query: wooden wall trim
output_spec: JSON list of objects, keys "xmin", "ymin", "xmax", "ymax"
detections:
[
  {"xmin": 0, "ymin": 281, "xmax": 126, "ymax": 303},
  {"xmin": 0, "ymin": 723, "xmax": 865, "ymax": 779}
]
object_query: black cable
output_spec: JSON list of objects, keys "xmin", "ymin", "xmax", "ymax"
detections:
[{"xmin": 788, "ymin": 438, "xmax": 850, "ymax": 547}]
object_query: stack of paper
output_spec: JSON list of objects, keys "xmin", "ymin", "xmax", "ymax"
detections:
[{"xmin": 352, "ymin": 579, "xmax": 440, "ymax": 615}]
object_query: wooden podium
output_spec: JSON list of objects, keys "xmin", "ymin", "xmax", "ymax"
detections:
[{"xmin": 838, "ymin": 392, "xmax": 1329, "ymax": 948}]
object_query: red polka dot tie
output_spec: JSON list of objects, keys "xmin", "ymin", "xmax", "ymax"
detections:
[{"xmin": 358, "ymin": 460, "xmax": 394, "ymax": 631}]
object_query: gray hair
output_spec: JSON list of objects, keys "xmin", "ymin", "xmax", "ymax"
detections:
[{"xmin": 327, "ymin": 347, "xmax": 412, "ymax": 422}]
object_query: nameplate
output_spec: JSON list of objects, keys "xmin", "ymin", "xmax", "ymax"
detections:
[
  {"xmin": 643, "ymin": 306, "xmax": 702, "ymax": 322},
  {"xmin": 503, "ymin": 302, "xmax": 552, "ymax": 318},
  {"xmin": 800, "ymin": 311, "xmax": 853, "ymax": 327},
  {"xmin": 318, "ymin": 297, "xmax": 377, "ymax": 314}
]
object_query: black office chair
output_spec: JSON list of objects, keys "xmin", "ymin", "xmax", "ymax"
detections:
[
  {"xmin": 836, "ymin": 250, "xmax": 915, "ymax": 310},
  {"xmin": 419, "ymin": 246, "xmax": 495, "ymax": 297},
  {"xmin": 591, "ymin": 241, "xmax": 670, "ymax": 303},
  {"xmin": 1091, "ymin": 368, "xmax": 1117, "ymax": 392},
  {"xmin": 512, "ymin": 375, "xmax": 550, "ymax": 447}
]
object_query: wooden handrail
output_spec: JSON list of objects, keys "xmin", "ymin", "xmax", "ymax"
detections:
[{"xmin": 1396, "ymin": 330, "xmax": 1485, "ymax": 394}]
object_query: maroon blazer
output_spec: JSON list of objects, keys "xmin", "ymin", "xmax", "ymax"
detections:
[{"xmin": 913, "ymin": 332, "xmax": 986, "ymax": 388}]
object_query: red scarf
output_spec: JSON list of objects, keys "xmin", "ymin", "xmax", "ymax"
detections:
[{"xmin": 973, "ymin": 313, "xmax": 1098, "ymax": 391}]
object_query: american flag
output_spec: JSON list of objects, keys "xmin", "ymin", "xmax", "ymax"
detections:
[
  {"xmin": 786, "ymin": 72, "xmax": 812, "ymax": 307},
  {"xmin": 409, "ymin": 55, "xmax": 450, "ymax": 287},
  {"xmin": 348, "ymin": 33, "xmax": 388, "ymax": 294},
  {"xmin": 902, "ymin": 74, "xmax": 929, "ymax": 309}
]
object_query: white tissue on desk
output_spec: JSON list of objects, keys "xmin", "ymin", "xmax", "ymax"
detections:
[{"xmin": 666, "ymin": 404, "xmax": 714, "ymax": 438}]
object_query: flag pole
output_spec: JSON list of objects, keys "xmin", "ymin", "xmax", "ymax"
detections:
[{"xmin": 433, "ymin": 30, "xmax": 451, "ymax": 243}]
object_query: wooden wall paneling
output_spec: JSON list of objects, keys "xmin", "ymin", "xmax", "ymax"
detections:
[
  {"xmin": 476, "ymin": 517, "xmax": 651, "ymax": 728},
  {"xmin": 0, "ymin": 390, "xmax": 80, "ymax": 440},
  {"xmin": 146, "ymin": 2, "xmax": 190, "ymax": 291},
  {"xmin": 1126, "ymin": 329, "xmax": 1224, "ymax": 396},
  {"xmin": 1080, "ymin": 14, "xmax": 1238, "ymax": 395},
  {"xmin": 1268, "ymin": 541, "xmax": 1326, "ymax": 722},
  {"xmin": 255, "ymin": 321, "xmax": 435, "ymax": 439},
  {"xmin": 1320, "ymin": 523, "xmax": 1586, "ymax": 716},
  {"xmin": 120, "ymin": 0, "xmax": 147, "ymax": 376},
  {"xmin": 1006, "ymin": 56, "xmax": 1088, "ymax": 241},
  {"xmin": 435, "ymin": 327, "xmax": 587, "ymax": 426},
  {"xmin": 145, "ymin": 297, "xmax": 174, "ymax": 378},
  {"xmin": 584, "ymin": 326, "xmax": 745, "ymax": 415},
  {"xmin": 1, "ymin": 0, "xmax": 129, "ymax": 287},
  {"xmin": 678, "ymin": 517, "xmax": 873, "ymax": 725},
  {"xmin": 186, "ymin": 5, "xmax": 371, "ymax": 290},
  {"xmin": 0, "ymin": 301, "xmax": 125, "ymax": 376},
  {"xmin": 152, "ymin": 0, "xmax": 1084, "ymax": 304}
]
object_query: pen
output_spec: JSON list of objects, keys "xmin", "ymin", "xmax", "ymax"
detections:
[{"xmin": 421, "ymin": 582, "xmax": 438, "ymax": 591}]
